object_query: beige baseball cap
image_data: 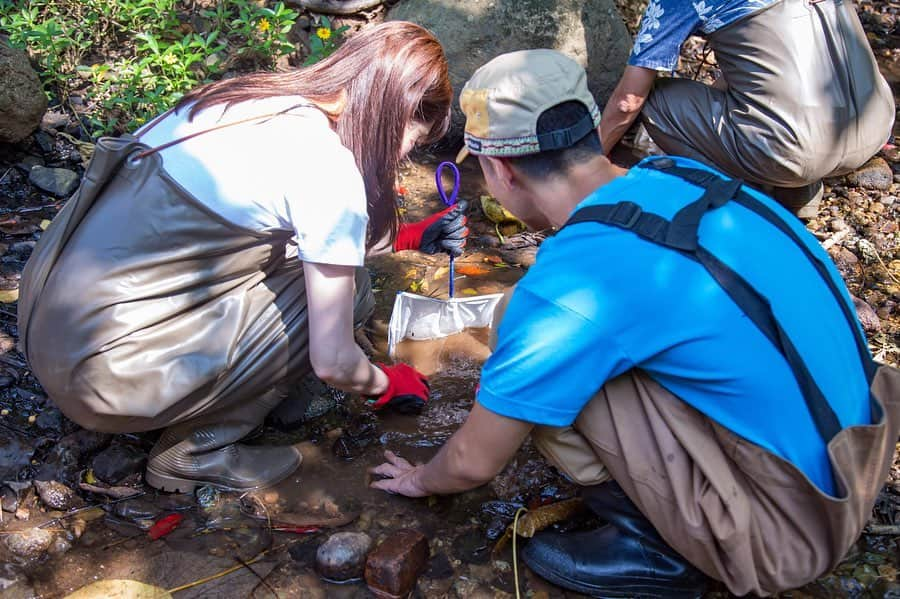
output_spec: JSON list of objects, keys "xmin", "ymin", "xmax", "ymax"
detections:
[{"xmin": 455, "ymin": 49, "xmax": 602, "ymax": 163}]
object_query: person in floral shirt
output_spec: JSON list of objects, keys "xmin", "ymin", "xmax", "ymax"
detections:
[{"xmin": 600, "ymin": 0, "xmax": 894, "ymax": 219}]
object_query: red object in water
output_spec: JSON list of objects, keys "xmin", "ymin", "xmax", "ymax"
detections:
[
  {"xmin": 272, "ymin": 525, "xmax": 321, "ymax": 534},
  {"xmin": 148, "ymin": 513, "xmax": 183, "ymax": 540}
]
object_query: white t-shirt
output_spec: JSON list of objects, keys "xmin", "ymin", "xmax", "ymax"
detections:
[{"xmin": 137, "ymin": 96, "xmax": 368, "ymax": 266}]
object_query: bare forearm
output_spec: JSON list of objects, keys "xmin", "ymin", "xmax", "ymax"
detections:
[
  {"xmin": 415, "ymin": 437, "xmax": 493, "ymax": 495},
  {"xmin": 599, "ymin": 65, "xmax": 656, "ymax": 154},
  {"xmin": 313, "ymin": 345, "xmax": 388, "ymax": 396}
]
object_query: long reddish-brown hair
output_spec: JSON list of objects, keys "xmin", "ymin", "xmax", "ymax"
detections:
[{"xmin": 177, "ymin": 21, "xmax": 451, "ymax": 249}]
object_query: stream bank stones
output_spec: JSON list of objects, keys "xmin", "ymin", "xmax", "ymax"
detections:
[{"xmin": 0, "ymin": 44, "xmax": 47, "ymax": 144}]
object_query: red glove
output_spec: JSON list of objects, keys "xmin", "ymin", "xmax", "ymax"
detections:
[
  {"xmin": 368, "ymin": 363, "xmax": 430, "ymax": 414},
  {"xmin": 393, "ymin": 200, "xmax": 469, "ymax": 257}
]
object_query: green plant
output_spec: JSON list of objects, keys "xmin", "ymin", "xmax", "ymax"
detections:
[
  {"xmin": 0, "ymin": 0, "xmax": 300, "ymax": 137},
  {"xmin": 304, "ymin": 15, "xmax": 350, "ymax": 66},
  {"xmin": 230, "ymin": 1, "xmax": 298, "ymax": 67}
]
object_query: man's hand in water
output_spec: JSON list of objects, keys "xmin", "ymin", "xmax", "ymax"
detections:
[
  {"xmin": 369, "ymin": 402, "xmax": 534, "ymax": 497},
  {"xmin": 369, "ymin": 450, "xmax": 430, "ymax": 497}
]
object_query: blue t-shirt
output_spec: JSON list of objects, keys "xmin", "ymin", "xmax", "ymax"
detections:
[
  {"xmin": 629, "ymin": 0, "xmax": 776, "ymax": 71},
  {"xmin": 477, "ymin": 157, "xmax": 871, "ymax": 496}
]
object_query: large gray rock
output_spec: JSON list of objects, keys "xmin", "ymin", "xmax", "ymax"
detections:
[
  {"xmin": 389, "ymin": 0, "xmax": 631, "ymax": 140},
  {"xmin": 0, "ymin": 44, "xmax": 47, "ymax": 144}
]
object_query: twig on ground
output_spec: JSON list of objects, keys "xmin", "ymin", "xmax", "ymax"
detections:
[
  {"xmin": 0, "ymin": 168, "xmax": 11, "ymax": 186},
  {"xmin": 236, "ymin": 556, "xmax": 279, "ymax": 598},
  {"xmin": 821, "ymin": 228, "xmax": 851, "ymax": 251},
  {"xmin": 167, "ymin": 541, "xmax": 294, "ymax": 594},
  {"xmin": 38, "ymin": 492, "xmax": 148, "ymax": 529},
  {"xmin": 865, "ymin": 523, "xmax": 900, "ymax": 535}
]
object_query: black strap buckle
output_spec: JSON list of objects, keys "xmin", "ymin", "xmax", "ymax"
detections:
[{"xmin": 609, "ymin": 201, "xmax": 642, "ymax": 229}]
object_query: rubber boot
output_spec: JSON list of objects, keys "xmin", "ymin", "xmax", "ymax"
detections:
[
  {"xmin": 521, "ymin": 481, "xmax": 707, "ymax": 598},
  {"xmin": 773, "ymin": 180, "xmax": 823, "ymax": 220},
  {"xmin": 145, "ymin": 388, "xmax": 301, "ymax": 493}
]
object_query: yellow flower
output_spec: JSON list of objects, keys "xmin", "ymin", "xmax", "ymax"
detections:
[
  {"xmin": 258, "ymin": 18, "xmax": 270, "ymax": 32},
  {"xmin": 316, "ymin": 27, "xmax": 331, "ymax": 40}
]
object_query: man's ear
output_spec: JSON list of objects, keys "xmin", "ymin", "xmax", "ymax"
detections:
[{"xmin": 481, "ymin": 156, "xmax": 518, "ymax": 191}]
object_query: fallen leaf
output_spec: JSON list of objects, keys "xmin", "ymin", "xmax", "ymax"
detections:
[
  {"xmin": 0, "ymin": 289, "xmax": 19, "ymax": 303},
  {"xmin": 63, "ymin": 580, "xmax": 172, "ymax": 599},
  {"xmin": 147, "ymin": 513, "xmax": 183, "ymax": 540},
  {"xmin": 456, "ymin": 264, "xmax": 491, "ymax": 276},
  {"xmin": 462, "ymin": 288, "xmax": 478, "ymax": 296},
  {"xmin": 433, "ymin": 266, "xmax": 448, "ymax": 280},
  {"xmin": 83, "ymin": 469, "xmax": 97, "ymax": 485},
  {"xmin": 39, "ymin": 219, "xmax": 51, "ymax": 230}
]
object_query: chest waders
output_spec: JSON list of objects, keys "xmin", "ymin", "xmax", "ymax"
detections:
[
  {"xmin": 554, "ymin": 157, "xmax": 900, "ymax": 592},
  {"xmin": 563, "ymin": 157, "xmax": 877, "ymax": 445},
  {"xmin": 17, "ymin": 107, "xmax": 374, "ymax": 492}
]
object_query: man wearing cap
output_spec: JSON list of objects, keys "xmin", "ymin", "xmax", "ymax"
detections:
[
  {"xmin": 370, "ymin": 49, "xmax": 900, "ymax": 598},
  {"xmin": 600, "ymin": 0, "xmax": 893, "ymax": 218}
]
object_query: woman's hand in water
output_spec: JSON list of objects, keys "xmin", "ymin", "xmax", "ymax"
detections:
[{"xmin": 369, "ymin": 450, "xmax": 430, "ymax": 497}]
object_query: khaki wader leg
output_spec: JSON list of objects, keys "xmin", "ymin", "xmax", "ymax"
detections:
[
  {"xmin": 145, "ymin": 265, "xmax": 375, "ymax": 493},
  {"xmin": 642, "ymin": 0, "xmax": 893, "ymax": 198}
]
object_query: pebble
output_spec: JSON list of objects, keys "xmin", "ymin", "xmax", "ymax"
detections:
[
  {"xmin": 3, "ymin": 527, "xmax": 54, "ymax": 560},
  {"xmin": 852, "ymin": 297, "xmax": 882, "ymax": 334},
  {"xmin": 34, "ymin": 480, "xmax": 82, "ymax": 511},
  {"xmin": 829, "ymin": 217, "xmax": 848, "ymax": 232},
  {"xmin": 365, "ymin": 529, "xmax": 430, "ymax": 598},
  {"xmin": 91, "ymin": 442, "xmax": 147, "ymax": 484},
  {"xmin": 28, "ymin": 165, "xmax": 80, "ymax": 197},
  {"xmin": 846, "ymin": 157, "xmax": 894, "ymax": 191},
  {"xmin": 315, "ymin": 531, "xmax": 373, "ymax": 581}
]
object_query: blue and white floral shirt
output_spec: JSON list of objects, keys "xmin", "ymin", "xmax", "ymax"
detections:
[{"xmin": 629, "ymin": 0, "xmax": 776, "ymax": 72}]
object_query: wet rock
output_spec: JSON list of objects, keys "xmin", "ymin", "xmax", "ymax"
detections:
[
  {"xmin": 47, "ymin": 535, "xmax": 72, "ymax": 556},
  {"xmin": 424, "ymin": 551, "xmax": 454, "ymax": 579},
  {"xmin": 91, "ymin": 442, "xmax": 147, "ymax": 484},
  {"xmin": 0, "ymin": 432, "xmax": 34, "ymax": 481},
  {"xmin": 852, "ymin": 296, "xmax": 881, "ymax": 334},
  {"xmin": 28, "ymin": 165, "xmax": 80, "ymax": 197},
  {"xmin": 34, "ymin": 480, "xmax": 82, "ymax": 511},
  {"xmin": 315, "ymin": 531, "xmax": 372, "ymax": 581},
  {"xmin": 111, "ymin": 497, "xmax": 162, "ymax": 522},
  {"xmin": 389, "ymin": 0, "xmax": 630, "ymax": 140},
  {"xmin": 3, "ymin": 527, "xmax": 54, "ymax": 560},
  {"xmin": 847, "ymin": 157, "xmax": 894, "ymax": 191},
  {"xmin": 365, "ymin": 528, "xmax": 430, "ymax": 598},
  {"xmin": 34, "ymin": 406, "xmax": 63, "ymax": 432},
  {"xmin": 36, "ymin": 430, "xmax": 111, "ymax": 485},
  {"xmin": 0, "ymin": 562, "xmax": 31, "ymax": 593},
  {"xmin": 0, "ymin": 44, "xmax": 47, "ymax": 143},
  {"xmin": 451, "ymin": 529, "xmax": 491, "ymax": 564},
  {"xmin": 1, "ymin": 486, "xmax": 18, "ymax": 512},
  {"xmin": 15, "ymin": 155, "xmax": 43, "ymax": 173}
]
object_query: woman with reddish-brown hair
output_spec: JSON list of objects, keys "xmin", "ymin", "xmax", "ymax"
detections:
[{"xmin": 17, "ymin": 21, "xmax": 467, "ymax": 492}]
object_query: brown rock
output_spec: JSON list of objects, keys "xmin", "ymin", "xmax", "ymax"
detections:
[
  {"xmin": 846, "ymin": 157, "xmax": 894, "ymax": 191},
  {"xmin": 365, "ymin": 529, "xmax": 430, "ymax": 598},
  {"xmin": 315, "ymin": 531, "xmax": 372, "ymax": 581},
  {"xmin": 0, "ymin": 44, "xmax": 47, "ymax": 143},
  {"xmin": 852, "ymin": 296, "xmax": 881, "ymax": 334}
]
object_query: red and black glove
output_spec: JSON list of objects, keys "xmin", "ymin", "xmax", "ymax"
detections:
[
  {"xmin": 368, "ymin": 363, "xmax": 430, "ymax": 414},
  {"xmin": 393, "ymin": 200, "xmax": 469, "ymax": 257}
]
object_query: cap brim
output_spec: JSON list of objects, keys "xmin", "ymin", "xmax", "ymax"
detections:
[{"xmin": 455, "ymin": 145, "xmax": 470, "ymax": 164}]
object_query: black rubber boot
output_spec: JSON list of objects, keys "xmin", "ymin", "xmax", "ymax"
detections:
[{"xmin": 522, "ymin": 481, "xmax": 707, "ymax": 598}]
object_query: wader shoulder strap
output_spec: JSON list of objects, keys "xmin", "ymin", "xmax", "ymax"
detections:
[{"xmin": 562, "ymin": 158, "xmax": 874, "ymax": 442}]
